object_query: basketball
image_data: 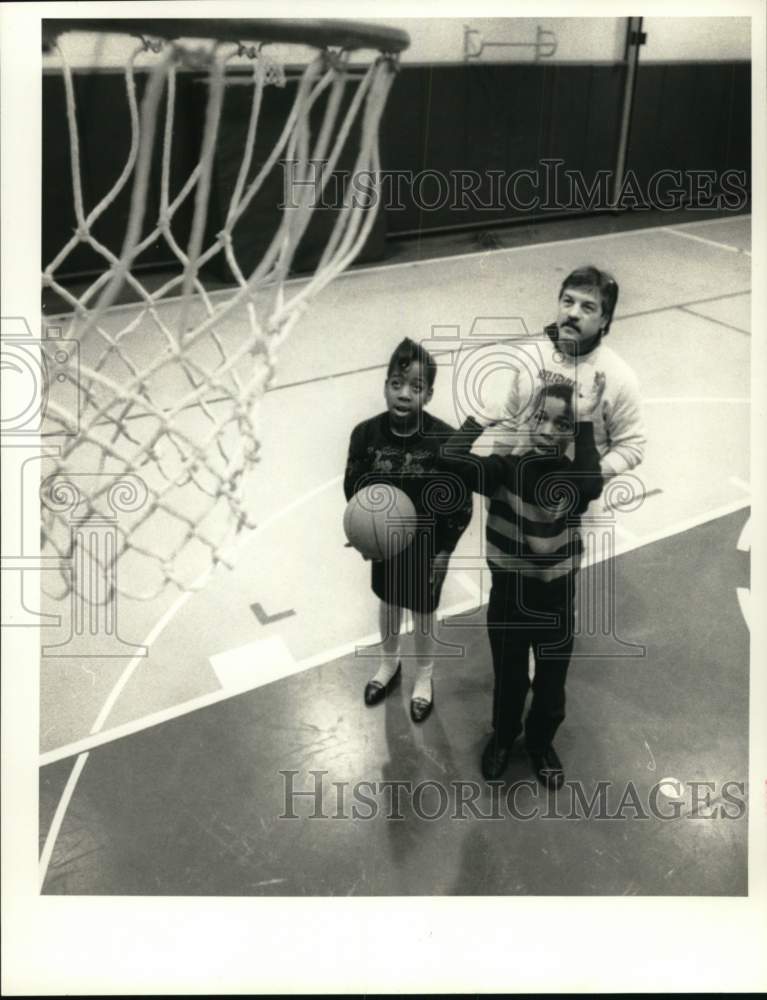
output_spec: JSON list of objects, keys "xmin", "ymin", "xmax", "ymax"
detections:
[{"xmin": 343, "ymin": 484, "xmax": 417, "ymax": 561}]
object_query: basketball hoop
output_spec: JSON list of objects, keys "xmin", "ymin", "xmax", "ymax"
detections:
[{"xmin": 40, "ymin": 18, "xmax": 409, "ymax": 601}]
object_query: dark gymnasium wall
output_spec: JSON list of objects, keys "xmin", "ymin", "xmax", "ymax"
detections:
[
  {"xmin": 381, "ymin": 61, "xmax": 751, "ymax": 234},
  {"xmin": 42, "ymin": 59, "xmax": 751, "ymax": 281}
]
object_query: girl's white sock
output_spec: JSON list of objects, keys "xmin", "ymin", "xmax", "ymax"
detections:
[{"xmin": 412, "ymin": 660, "xmax": 433, "ymax": 702}]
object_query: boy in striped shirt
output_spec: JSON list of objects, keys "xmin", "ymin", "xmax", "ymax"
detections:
[{"xmin": 441, "ymin": 373, "xmax": 606, "ymax": 787}]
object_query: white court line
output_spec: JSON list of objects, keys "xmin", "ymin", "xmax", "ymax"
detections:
[
  {"xmin": 736, "ymin": 588, "xmax": 751, "ymax": 631},
  {"xmin": 46, "ymin": 215, "xmax": 752, "ymax": 321},
  {"xmin": 735, "ymin": 512, "xmax": 751, "ymax": 630},
  {"xmin": 612, "ymin": 522, "xmax": 639, "ymax": 542},
  {"xmin": 91, "ymin": 593, "xmax": 192, "ymax": 734},
  {"xmin": 666, "ymin": 227, "xmax": 752, "ymax": 257},
  {"xmin": 93, "ymin": 474, "xmax": 345, "ymax": 735},
  {"xmin": 737, "ymin": 517, "xmax": 751, "ymax": 552},
  {"xmin": 343, "ymin": 216, "xmax": 751, "ymax": 279},
  {"xmin": 607, "ymin": 497, "xmax": 749, "ymax": 564},
  {"xmin": 38, "ymin": 473, "xmax": 343, "ymax": 890},
  {"xmin": 39, "ymin": 593, "xmax": 482, "ymax": 769},
  {"xmin": 39, "ymin": 493, "xmax": 750, "ymax": 770},
  {"xmin": 38, "ymin": 495, "xmax": 751, "ymax": 886},
  {"xmin": 669, "ymin": 215, "xmax": 751, "ymax": 230},
  {"xmin": 729, "ymin": 477, "xmax": 751, "ymax": 494},
  {"xmin": 38, "ymin": 753, "xmax": 89, "ymax": 892}
]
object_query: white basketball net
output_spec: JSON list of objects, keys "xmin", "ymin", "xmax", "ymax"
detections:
[{"xmin": 41, "ymin": 32, "xmax": 398, "ymax": 601}]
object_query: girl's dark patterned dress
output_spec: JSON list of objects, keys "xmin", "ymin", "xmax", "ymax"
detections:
[{"xmin": 344, "ymin": 411, "xmax": 472, "ymax": 612}]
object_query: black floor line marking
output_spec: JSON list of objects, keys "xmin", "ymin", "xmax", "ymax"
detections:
[
  {"xmin": 263, "ymin": 290, "xmax": 752, "ymax": 395},
  {"xmin": 250, "ymin": 603, "xmax": 296, "ymax": 626},
  {"xmin": 53, "ymin": 285, "xmax": 751, "ymax": 433},
  {"xmin": 677, "ymin": 305, "xmax": 750, "ymax": 336},
  {"xmin": 605, "ymin": 288, "xmax": 750, "ymax": 324}
]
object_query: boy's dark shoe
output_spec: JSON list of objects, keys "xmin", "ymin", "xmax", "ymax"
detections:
[
  {"xmin": 530, "ymin": 745, "xmax": 564, "ymax": 791},
  {"xmin": 364, "ymin": 663, "xmax": 401, "ymax": 706},
  {"xmin": 481, "ymin": 737, "xmax": 512, "ymax": 781}
]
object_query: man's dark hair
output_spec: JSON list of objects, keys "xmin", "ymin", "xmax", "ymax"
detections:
[
  {"xmin": 386, "ymin": 337, "xmax": 437, "ymax": 388},
  {"xmin": 559, "ymin": 266, "xmax": 620, "ymax": 335}
]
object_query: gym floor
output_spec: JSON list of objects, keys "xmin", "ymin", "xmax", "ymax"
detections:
[{"xmin": 38, "ymin": 211, "xmax": 751, "ymax": 895}]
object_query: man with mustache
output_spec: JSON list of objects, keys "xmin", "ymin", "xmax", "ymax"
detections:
[
  {"xmin": 492, "ymin": 265, "xmax": 646, "ymax": 478},
  {"xmin": 474, "ymin": 265, "xmax": 646, "ymax": 785}
]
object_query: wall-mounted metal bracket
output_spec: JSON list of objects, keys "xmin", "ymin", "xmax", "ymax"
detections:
[{"xmin": 464, "ymin": 24, "xmax": 558, "ymax": 62}]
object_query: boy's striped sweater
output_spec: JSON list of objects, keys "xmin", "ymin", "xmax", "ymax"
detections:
[{"xmin": 441, "ymin": 417, "xmax": 604, "ymax": 583}]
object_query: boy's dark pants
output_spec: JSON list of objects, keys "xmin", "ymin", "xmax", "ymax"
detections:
[{"xmin": 487, "ymin": 570, "xmax": 575, "ymax": 754}]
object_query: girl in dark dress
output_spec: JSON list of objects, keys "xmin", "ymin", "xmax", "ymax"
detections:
[{"xmin": 344, "ymin": 338, "xmax": 472, "ymax": 721}]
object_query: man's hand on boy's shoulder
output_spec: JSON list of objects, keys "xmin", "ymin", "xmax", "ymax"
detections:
[{"xmin": 470, "ymin": 397, "xmax": 508, "ymax": 429}]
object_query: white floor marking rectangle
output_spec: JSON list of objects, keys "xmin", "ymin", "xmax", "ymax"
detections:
[{"xmin": 209, "ymin": 636, "xmax": 296, "ymax": 694}]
